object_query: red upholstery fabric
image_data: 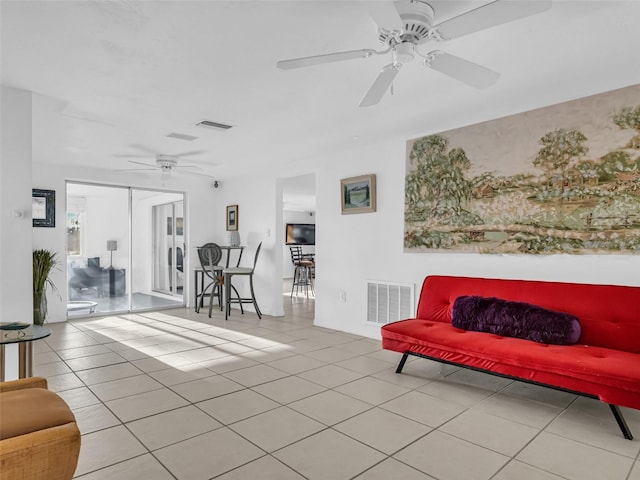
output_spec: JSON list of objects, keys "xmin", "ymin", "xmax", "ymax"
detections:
[{"xmin": 382, "ymin": 275, "xmax": 640, "ymax": 410}]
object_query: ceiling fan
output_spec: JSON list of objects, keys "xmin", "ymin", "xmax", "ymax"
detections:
[
  {"xmin": 276, "ymin": 0, "xmax": 552, "ymax": 107},
  {"xmin": 115, "ymin": 145, "xmax": 215, "ymax": 178}
]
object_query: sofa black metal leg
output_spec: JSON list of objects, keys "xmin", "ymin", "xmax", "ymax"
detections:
[
  {"xmin": 395, "ymin": 353, "xmax": 409, "ymax": 373},
  {"xmin": 609, "ymin": 404, "xmax": 633, "ymax": 440}
]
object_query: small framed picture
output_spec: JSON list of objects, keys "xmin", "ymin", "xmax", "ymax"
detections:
[
  {"xmin": 32, "ymin": 189, "xmax": 56, "ymax": 227},
  {"xmin": 340, "ymin": 174, "xmax": 376, "ymax": 214},
  {"xmin": 226, "ymin": 205, "xmax": 238, "ymax": 231}
]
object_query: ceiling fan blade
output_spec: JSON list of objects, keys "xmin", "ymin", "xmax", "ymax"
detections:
[
  {"xmin": 433, "ymin": 0, "xmax": 552, "ymax": 40},
  {"xmin": 426, "ymin": 51, "xmax": 499, "ymax": 89},
  {"xmin": 128, "ymin": 144, "xmax": 160, "ymax": 155},
  {"xmin": 359, "ymin": 1, "xmax": 403, "ymax": 31},
  {"xmin": 359, "ymin": 63, "xmax": 401, "ymax": 108},
  {"xmin": 113, "ymin": 154, "xmax": 151, "ymax": 158},
  {"xmin": 128, "ymin": 160, "xmax": 158, "ymax": 168},
  {"xmin": 115, "ymin": 168, "xmax": 156, "ymax": 172},
  {"xmin": 175, "ymin": 165, "xmax": 203, "ymax": 171},
  {"xmin": 174, "ymin": 150, "xmax": 207, "ymax": 157},
  {"xmin": 277, "ymin": 49, "xmax": 377, "ymax": 70}
]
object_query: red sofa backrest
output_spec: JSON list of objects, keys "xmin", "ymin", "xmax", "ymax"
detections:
[{"xmin": 416, "ymin": 275, "xmax": 640, "ymax": 353}]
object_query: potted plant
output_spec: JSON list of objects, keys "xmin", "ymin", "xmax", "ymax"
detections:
[{"xmin": 33, "ymin": 249, "xmax": 59, "ymax": 326}]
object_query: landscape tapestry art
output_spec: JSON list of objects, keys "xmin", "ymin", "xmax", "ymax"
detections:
[{"xmin": 404, "ymin": 83, "xmax": 640, "ymax": 254}]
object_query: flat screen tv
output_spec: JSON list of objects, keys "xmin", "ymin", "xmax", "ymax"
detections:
[{"xmin": 286, "ymin": 223, "xmax": 315, "ymax": 245}]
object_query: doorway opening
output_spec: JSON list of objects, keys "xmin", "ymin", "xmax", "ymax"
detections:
[{"xmin": 281, "ymin": 173, "xmax": 316, "ymax": 317}]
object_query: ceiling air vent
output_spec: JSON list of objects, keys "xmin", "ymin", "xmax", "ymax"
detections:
[
  {"xmin": 196, "ymin": 120, "xmax": 233, "ymax": 131},
  {"xmin": 166, "ymin": 132, "xmax": 198, "ymax": 141}
]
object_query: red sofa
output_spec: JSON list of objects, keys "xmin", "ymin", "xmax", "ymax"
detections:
[{"xmin": 381, "ymin": 275, "xmax": 640, "ymax": 439}]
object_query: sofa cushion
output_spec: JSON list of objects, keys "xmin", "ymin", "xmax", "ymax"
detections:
[
  {"xmin": 0, "ymin": 388, "xmax": 76, "ymax": 440},
  {"xmin": 452, "ymin": 295, "xmax": 581, "ymax": 345}
]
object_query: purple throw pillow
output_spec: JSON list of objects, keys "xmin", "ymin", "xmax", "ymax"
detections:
[{"xmin": 451, "ymin": 296, "xmax": 581, "ymax": 345}]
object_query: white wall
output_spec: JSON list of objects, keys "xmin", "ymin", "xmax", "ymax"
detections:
[
  {"xmin": 311, "ymin": 135, "xmax": 640, "ymax": 339},
  {"xmin": 0, "ymin": 87, "xmax": 33, "ymax": 379}
]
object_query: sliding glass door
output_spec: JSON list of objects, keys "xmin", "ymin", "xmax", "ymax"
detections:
[{"xmin": 66, "ymin": 183, "xmax": 185, "ymax": 317}]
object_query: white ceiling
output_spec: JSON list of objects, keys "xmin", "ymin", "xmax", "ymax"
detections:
[{"xmin": 2, "ymin": 1, "xmax": 639, "ymax": 186}]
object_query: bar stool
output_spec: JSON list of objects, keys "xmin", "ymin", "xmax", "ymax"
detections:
[
  {"xmin": 290, "ymin": 246, "xmax": 314, "ymax": 298},
  {"xmin": 223, "ymin": 242, "xmax": 262, "ymax": 320},
  {"xmin": 196, "ymin": 243, "xmax": 224, "ymax": 317}
]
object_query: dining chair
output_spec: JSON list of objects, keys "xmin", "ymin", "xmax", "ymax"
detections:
[
  {"xmin": 290, "ymin": 245, "xmax": 314, "ymax": 298},
  {"xmin": 223, "ymin": 242, "xmax": 262, "ymax": 320},
  {"xmin": 196, "ymin": 243, "xmax": 223, "ymax": 317}
]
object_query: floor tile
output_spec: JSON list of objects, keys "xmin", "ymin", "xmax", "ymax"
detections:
[
  {"xmin": 493, "ymin": 460, "xmax": 566, "ymax": 480},
  {"xmin": 371, "ymin": 368, "xmax": 434, "ymax": 389},
  {"xmin": 74, "ymin": 425, "xmax": 147, "ymax": 477},
  {"xmin": 73, "ymin": 454, "xmax": 174, "ymax": 480},
  {"xmin": 89, "ymin": 374, "xmax": 164, "ymax": 402},
  {"xmin": 297, "ymin": 364, "xmax": 365, "ymax": 388},
  {"xmin": 334, "ymin": 407, "xmax": 431, "ymax": 454},
  {"xmin": 304, "ymin": 346, "xmax": 360, "ymax": 363},
  {"xmin": 475, "ymin": 393, "xmax": 563, "ymax": 429},
  {"xmin": 380, "ymin": 390, "xmax": 466, "ymax": 428},
  {"xmin": 335, "ymin": 376, "xmax": 410, "ymax": 405},
  {"xmin": 73, "ymin": 402, "xmax": 121, "ymax": 434},
  {"xmin": 417, "ymin": 379, "xmax": 497, "ymax": 407},
  {"xmin": 126, "ymin": 405, "xmax": 221, "ymax": 450},
  {"xmin": 517, "ymin": 432, "xmax": 633, "ymax": 480},
  {"xmin": 273, "ymin": 429, "xmax": 386, "ymax": 480},
  {"xmin": 57, "ymin": 344, "xmax": 112, "ymax": 360},
  {"xmin": 230, "ymin": 406, "xmax": 324, "ymax": 452},
  {"xmin": 65, "ymin": 352, "xmax": 127, "ymax": 371},
  {"xmin": 75, "ymin": 363, "xmax": 143, "ymax": 386},
  {"xmin": 501, "ymin": 382, "xmax": 577, "ymax": 409},
  {"xmin": 154, "ymin": 427, "xmax": 264, "ymax": 479},
  {"xmin": 545, "ymin": 407, "xmax": 640, "ymax": 457},
  {"xmin": 34, "ymin": 360, "xmax": 72, "ymax": 377},
  {"xmin": 105, "ymin": 387, "xmax": 188, "ymax": 422},
  {"xmin": 46, "ymin": 372, "xmax": 85, "ymax": 392},
  {"xmin": 196, "ymin": 388, "xmax": 280, "ymax": 425},
  {"xmin": 266, "ymin": 354, "xmax": 327, "ymax": 374},
  {"xmin": 440, "ymin": 409, "xmax": 539, "ymax": 456},
  {"xmin": 354, "ymin": 458, "xmax": 436, "ymax": 480},
  {"xmin": 289, "ymin": 390, "xmax": 372, "ymax": 426},
  {"xmin": 335, "ymin": 355, "xmax": 396, "ymax": 375},
  {"xmin": 252, "ymin": 375, "xmax": 326, "ymax": 404},
  {"xmin": 222, "ymin": 363, "xmax": 290, "ymax": 387},
  {"xmin": 204, "ymin": 354, "xmax": 259, "ymax": 373},
  {"xmin": 170, "ymin": 375, "xmax": 244, "ymax": 402},
  {"xmin": 56, "ymin": 386, "xmax": 101, "ymax": 410},
  {"xmin": 629, "ymin": 461, "xmax": 640, "ymax": 480},
  {"xmin": 214, "ymin": 455, "xmax": 305, "ymax": 480},
  {"xmin": 394, "ymin": 430, "xmax": 509, "ymax": 480},
  {"xmin": 148, "ymin": 366, "xmax": 216, "ymax": 386}
]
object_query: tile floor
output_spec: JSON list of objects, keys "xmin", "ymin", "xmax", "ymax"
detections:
[{"xmin": 32, "ymin": 294, "xmax": 640, "ymax": 480}]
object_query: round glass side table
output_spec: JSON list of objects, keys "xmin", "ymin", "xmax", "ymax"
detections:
[{"xmin": 0, "ymin": 324, "xmax": 52, "ymax": 381}]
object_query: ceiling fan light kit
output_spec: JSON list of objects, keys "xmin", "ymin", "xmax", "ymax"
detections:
[{"xmin": 277, "ymin": 0, "xmax": 552, "ymax": 106}]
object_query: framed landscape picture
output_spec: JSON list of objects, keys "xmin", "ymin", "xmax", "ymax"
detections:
[
  {"xmin": 226, "ymin": 204, "xmax": 238, "ymax": 231},
  {"xmin": 341, "ymin": 174, "xmax": 376, "ymax": 214},
  {"xmin": 32, "ymin": 189, "xmax": 55, "ymax": 227}
]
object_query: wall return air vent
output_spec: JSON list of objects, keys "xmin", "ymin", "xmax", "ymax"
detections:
[
  {"xmin": 196, "ymin": 120, "xmax": 233, "ymax": 131},
  {"xmin": 366, "ymin": 280, "xmax": 414, "ymax": 326}
]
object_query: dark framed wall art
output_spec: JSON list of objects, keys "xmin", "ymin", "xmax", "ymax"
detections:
[
  {"xmin": 32, "ymin": 189, "xmax": 56, "ymax": 228},
  {"xmin": 226, "ymin": 204, "xmax": 238, "ymax": 231}
]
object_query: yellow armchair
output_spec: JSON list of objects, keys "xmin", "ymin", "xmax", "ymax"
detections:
[{"xmin": 0, "ymin": 377, "xmax": 80, "ymax": 480}]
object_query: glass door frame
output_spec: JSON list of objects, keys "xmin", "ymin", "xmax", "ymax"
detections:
[{"xmin": 65, "ymin": 181, "xmax": 188, "ymax": 318}]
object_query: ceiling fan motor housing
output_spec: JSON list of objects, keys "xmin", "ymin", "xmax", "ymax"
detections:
[
  {"xmin": 378, "ymin": 1, "xmax": 435, "ymax": 46},
  {"xmin": 156, "ymin": 154, "xmax": 179, "ymax": 171}
]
